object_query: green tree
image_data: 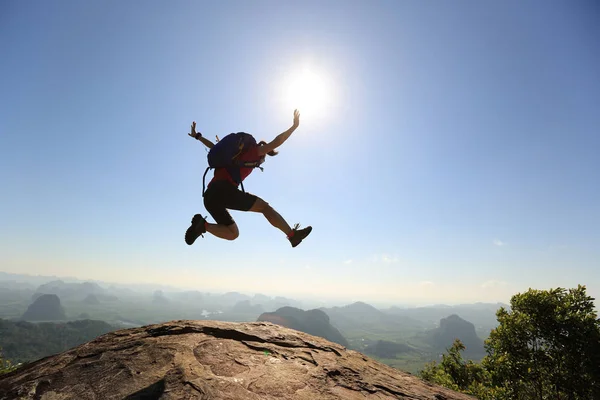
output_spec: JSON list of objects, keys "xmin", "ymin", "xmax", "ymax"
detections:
[
  {"xmin": 484, "ymin": 285, "xmax": 600, "ymax": 399},
  {"xmin": 0, "ymin": 347, "xmax": 18, "ymax": 375},
  {"xmin": 420, "ymin": 339, "xmax": 500, "ymax": 399}
]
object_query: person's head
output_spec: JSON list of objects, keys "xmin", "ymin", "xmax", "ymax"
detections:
[{"xmin": 258, "ymin": 140, "xmax": 278, "ymax": 162}]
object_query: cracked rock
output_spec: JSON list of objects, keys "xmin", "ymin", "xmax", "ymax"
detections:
[{"xmin": 0, "ymin": 320, "xmax": 475, "ymax": 399}]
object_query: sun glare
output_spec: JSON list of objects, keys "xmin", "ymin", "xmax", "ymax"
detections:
[{"xmin": 280, "ymin": 67, "xmax": 333, "ymax": 121}]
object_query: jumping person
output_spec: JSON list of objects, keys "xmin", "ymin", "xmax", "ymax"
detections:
[{"xmin": 185, "ymin": 109, "xmax": 312, "ymax": 248}]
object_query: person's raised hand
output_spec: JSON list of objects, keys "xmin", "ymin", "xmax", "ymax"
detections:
[{"xmin": 188, "ymin": 121, "xmax": 199, "ymax": 139}]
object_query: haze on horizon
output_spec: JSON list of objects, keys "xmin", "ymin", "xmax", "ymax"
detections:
[{"xmin": 1, "ymin": 1, "xmax": 599, "ymax": 308}]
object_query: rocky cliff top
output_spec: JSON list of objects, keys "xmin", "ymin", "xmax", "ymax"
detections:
[{"xmin": 0, "ymin": 320, "xmax": 474, "ymax": 399}]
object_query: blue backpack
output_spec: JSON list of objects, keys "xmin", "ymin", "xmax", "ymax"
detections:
[{"xmin": 202, "ymin": 132, "xmax": 263, "ymax": 195}]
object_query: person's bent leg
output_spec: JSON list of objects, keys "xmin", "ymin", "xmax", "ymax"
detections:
[
  {"xmin": 206, "ymin": 221, "xmax": 239, "ymax": 240},
  {"xmin": 248, "ymin": 197, "xmax": 292, "ymax": 235},
  {"xmin": 204, "ymin": 204, "xmax": 239, "ymax": 241},
  {"xmin": 186, "ymin": 213, "xmax": 238, "ymax": 243},
  {"xmin": 198, "ymin": 182, "xmax": 241, "ymax": 242},
  {"xmin": 248, "ymin": 197, "xmax": 312, "ymax": 247}
]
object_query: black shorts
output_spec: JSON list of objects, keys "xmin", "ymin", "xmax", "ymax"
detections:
[{"xmin": 203, "ymin": 180, "xmax": 258, "ymax": 226}]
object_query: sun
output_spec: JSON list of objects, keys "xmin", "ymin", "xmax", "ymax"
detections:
[{"xmin": 280, "ymin": 67, "xmax": 333, "ymax": 121}]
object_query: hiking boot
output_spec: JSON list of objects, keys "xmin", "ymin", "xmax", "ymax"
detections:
[
  {"xmin": 185, "ymin": 214, "xmax": 207, "ymax": 245},
  {"xmin": 288, "ymin": 224, "xmax": 312, "ymax": 248}
]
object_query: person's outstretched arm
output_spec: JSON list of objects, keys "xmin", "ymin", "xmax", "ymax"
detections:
[
  {"xmin": 257, "ymin": 110, "xmax": 300, "ymax": 156},
  {"xmin": 188, "ymin": 121, "xmax": 214, "ymax": 148}
]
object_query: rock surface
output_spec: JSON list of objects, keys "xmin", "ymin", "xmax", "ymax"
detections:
[{"xmin": 0, "ymin": 320, "xmax": 474, "ymax": 399}]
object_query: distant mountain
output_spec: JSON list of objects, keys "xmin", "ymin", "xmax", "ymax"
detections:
[
  {"xmin": 321, "ymin": 301, "xmax": 426, "ymax": 336},
  {"xmin": 169, "ymin": 290, "xmax": 204, "ymax": 303},
  {"xmin": 0, "ymin": 318, "xmax": 115, "ymax": 364},
  {"xmin": 0, "ymin": 272, "xmax": 72, "ymax": 287},
  {"xmin": 0, "ymin": 286, "xmax": 34, "ymax": 320},
  {"xmin": 152, "ymin": 290, "xmax": 170, "ymax": 305},
  {"xmin": 258, "ymin": 306, "xmax": 349, "ymax": 347},
  {"xmin": 0, "ymin": 285, "xmax": 34, "ymax": 304},
  {"xmin": 0, "ymin": 280, "xmax": 36, "ymax": 291},
  {"xmin": 35, "ymin": 280, "xmax": 106, "ymax": 301},
  {"xmin": 217, "ymin": 292, "xmax": 252, "ymax": 308},
  {"xmin": 104, "ymin": 285, "xmax": 136, "ymax": 300},
  {"xmin": 270, "ymin": 296, "xmax": 303, "ymax": 310},
  {"xmin": 21, "ymin": 294, "xmax": 67, "ymax": 321},
  {"xmin": 246, "ymin": 295, "xmax": 302, "ymax": 312},
  {"xmin": 252, "ymin": 293, "xmax": 272, "ymax": 304},
  {"xmin": 83, "ymin": 294, "xmax": 100, "ymax": 305},
  {"xmin": 383, "ymin": 302, "xmax": 507, "ymax": 333},
  {"xmin": 423, "ymin": 314, "xmax": 485, "ymax": 356},
  {"xmin": 232, "ymin": 300, "xmax": 264, "ymax": 315},
  {"xmin": 198, "ymin": 293, "xmax": 303, "ymax": 313},
  {"xmin": 96, "ymin": 294, "xmax": 119, "ymax": 302},
  {"xmin": 31, "ymin": 292, "xmax": 46, "ymax": 302}
]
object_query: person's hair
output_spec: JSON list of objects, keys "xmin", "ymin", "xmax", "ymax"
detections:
[{"xmin": 258, "ymin": 141, "xmax": 278, "ymax": 156}]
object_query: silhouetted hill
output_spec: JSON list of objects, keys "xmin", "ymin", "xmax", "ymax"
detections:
[
  {"xmin": 21, "ymin": 294, "xmax": 66, "ymax": 321},
  {"xmin": 258, "ymin": 306, "xmax": 349, "ymax": 347},
  {"xmin": 0, "ymin": 320, "xmax": 475, "ymax": 399},
  {"xmin": 0, "ymin": 318, "xmax": 115, "ymax": 364},
  {"xmin": 82, "ymin": 294, "xmax": 99, "ymax": 305},
  {"xmin": 424, "ymin": 314, "xmax": 485, "ymax": 356}
]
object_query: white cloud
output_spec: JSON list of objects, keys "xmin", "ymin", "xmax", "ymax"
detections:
[
  {"xmin": 371, "ymin": 254, "xmax": 400, "ymax": 264},
  {"xmin": 343, "ymin": 259, "xmax": 353, "ymax": 264},
  {"xmin": 493, "ymin": 239, "xmax": 506, "ymax": 247},
  {"xmin": 419, "ymin": 281, "xmax": 435, "ymax": 288},
  {"xmin": 367, "ymin": 254, "xmax": 403, "ymax": 265},
  {"xmin": 382, "ymin": 255, "xmax": 398, "ymax": 263},
  {"xmin": 481, "ymin": 280, "xmax": 507, "ymax": 289}
]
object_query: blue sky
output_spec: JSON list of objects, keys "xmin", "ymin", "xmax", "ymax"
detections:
[{"xmin": 1, "ymin": 0, "xmax": 599, "ymax": 306}]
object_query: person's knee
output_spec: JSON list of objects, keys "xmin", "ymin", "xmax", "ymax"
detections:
[
  {"xmin": 262, "ymin": 203, "xmax": 276, "ymax": 218},
  {"xmin": 251, "ymin": 197, "xmax": 270, "ymax": 213},
  {"xmin": 225, "ymin": 224, "xmax": 240, "ymax": 240}
]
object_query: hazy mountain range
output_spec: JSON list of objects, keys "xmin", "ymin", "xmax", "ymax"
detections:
[{"xmin": 0, "ymin": 271, "xmax": 508, "ymax": 373}]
